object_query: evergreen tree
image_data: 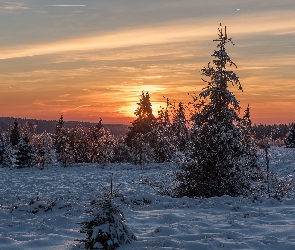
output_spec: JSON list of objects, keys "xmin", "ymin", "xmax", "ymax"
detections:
[
  {"xmin": 15, "ymin": 136, "xmax": 35, "ymax": 168},
  {"xmin": 68, "ymin": 124, "xmax": 90, "ymax": 163},
  {"xmin": 238, "ymin": 105, "xmax": 258, "ymax": 172},
  {"xmin": 0, "ymin": 133, "xmax": 12, "ymax": 167},
  {"xmin": 31, "ymin": 132, "xmax": 54, "ymax": 168},
  {"xmin": 285, "ymin": 123, "xmax": 295, "ymax": 148},
  {"xmin": 54, "ymin": 115, "xmax": 73, "ymax": 167},
  {"xmin": 172, "ymin": 102, "xmax": 189, "ymax": 153},
  {"xmin": 176, "ymin": 25, "xmax": 255, "ymax": 198},
  {"xmin": 67, "ymin": 119, "xmax": 116, "ymax": 164},
  {"xmin": 54, "ymin": 115, "xmax": 65, "ymax": 154},
  {"xmin": 79, "ymin": 176, "xmax": 136, "ymax": 249},
  {"xmin": 10, "ymin": 120, "xmax": 20, "ymax": 147},
  {"xmin": 19, "ymin": 121, "xmax": 37, "ymax": 142},
  {"xmin": 150, "ymin": 98, "xmax": 176, "ymax": 162},
  {"xmin": 91, "ymin": 120, "xmax": 116, "ymax": 165},
  {"xmin": 125, "ymin": 91, "xmax": 156, "ymax": 164},
  {"xmin": 111, "ymin": 139, "xmax": 132, "ymax": 163}
]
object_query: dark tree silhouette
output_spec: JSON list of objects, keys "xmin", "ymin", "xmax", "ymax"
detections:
[
  {"xmin": 10, "ymin": 120, "xmax": 20, "ymax": 147},
  {"xmin": 285, "ymin": 123, "xmax": 295, "ymax": 148},
  {"xmin": 125, "ymin": 91, "xmax": 156, "ymax": 164}
]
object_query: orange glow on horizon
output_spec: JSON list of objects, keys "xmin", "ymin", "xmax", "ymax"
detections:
[{"xmin": 1, "ymin": 6, "xmax": 294, "ymax": 125}]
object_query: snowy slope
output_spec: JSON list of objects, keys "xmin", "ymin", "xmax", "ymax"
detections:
[{"xmin": 1, "ymin": 147, "xmax": 295, "ymax": 250}]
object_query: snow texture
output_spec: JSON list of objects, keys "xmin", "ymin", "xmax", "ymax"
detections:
[{"xmin": 0, "ymin": 147, "xmax": 295, "ymax": 249}]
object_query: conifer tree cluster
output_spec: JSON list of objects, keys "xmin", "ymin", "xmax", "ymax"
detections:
[
  {"xmin": 125, "ymin": 92, "xmax": 189, "ymax": 165},
  {"xmin": 53, "ymin": 116, "xmax": 116, "ymax": 166}
]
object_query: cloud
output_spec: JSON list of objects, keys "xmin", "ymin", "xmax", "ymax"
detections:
[
  {"xmin": 0, "ymin": 2, "xmax": 29, "ymax": 11},
  {"xmin": 0, "ymin": 10, "xmax": 294, "ymax": 60},
  {"xmin": 46, "ymin": 5, "xmax": 86, "ymax": 7}
]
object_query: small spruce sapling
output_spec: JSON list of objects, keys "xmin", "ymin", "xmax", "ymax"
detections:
[
  {"xmin": 15, "ymin": 136, "xmax": 35, "ymax": 168},
  {"xmin": 79, "ymin": 174, "xmax": 136, "ymax": 249}
]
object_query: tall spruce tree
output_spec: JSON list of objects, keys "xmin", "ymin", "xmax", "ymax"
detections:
[
  {"xmin": 125, "ymin": 91, "xmax": 156, "ymax": 164},
  {"xmin": 10, "ymin": 120, "xmax": 20, "ymax": 147},
  {"xmin": 54, "ymin": 115, "xmax": 65, "ymax": 154},
  {"xmin": 285, "ymin": 123, "xmax": 295, "ymax": 148},
  {"xmin": 238, "ymin": 105, "xmax": 258, "ymax": 171},
  {"xmin": 176, "ymin": 25, "xmax": 255, "ymax": 198},
  {"xmin": 54, "ymin": 115, "xmax": 73, "ymax": 167}
]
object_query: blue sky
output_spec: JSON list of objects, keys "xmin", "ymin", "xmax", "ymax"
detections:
[{"xmin": 0, "ymin": 0, "xmax": 294, "ymax": 123}]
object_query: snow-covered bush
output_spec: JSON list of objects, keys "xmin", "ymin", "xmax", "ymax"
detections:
[
  {"xmin": 79, "ymin": 180, "xmax": 136, "ymax": 249},
  {"xmin": 254, "ymin": 170, "xmax": 294, "ymax": 201}
]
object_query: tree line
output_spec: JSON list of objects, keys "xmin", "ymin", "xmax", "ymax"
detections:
[{"xmin": 1, "ymin": 25, "xmax": 295, "ymax": 199}]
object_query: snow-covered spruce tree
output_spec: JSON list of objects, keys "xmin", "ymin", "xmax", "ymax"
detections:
[
  {"xmin": 125, "ymin": 91, "xmax": 156, "ymax": 164},
  {"xmin": 149, "ymin": 98, "xmax": 177, "ymax": 163},
  {"xmin": 285, "ymin": 123, "xmax": 295, "ymax": 148},
  {"xmin": 238, "ymin": 105, "xmax": 259, "ymax": 174},
  {"xmin": 68, "ymin": 124, "xmax": 90, "ymax": 163},
  {"xmin": 54, "ymin": 115, "xmax": 66, "ymax": 154},
  {"xmin": 0, "ymin": 133, "xmax": 12, "ymax": 167},
  {"xmin": 79, "ymin": 177, "xmax": 136, "ymax": 249},
  {"xmin": 10, "ymin": 120, "xmax": 20, "ymax": 147},
  {"xmin": 31, "ymin": 132, "xmax": 54, "ymax": 168},
  {"xmin": 54, "ymin": 116, "xmax": 73, "ymax": 167},
  {"xmin": 15, "ymin": 136, "xmax": 35, "ymax": 168},
  {"xmin": 92, "ymin": 121, "xmax": 116, "ymax": 165},
  {"xmin": 19, "ymin": 121, "xmax": 37, "ymax": 142},
  {"xmin": 67, "ymin": 119, "xmax": 116, "ymax": 164},
  {"xmin": 176, "ymin": 25, "xmax": 256, "ymax": 198},
  {"xmin": 111, "ymin": 139, "xmax": 132, "ymax": 163}
]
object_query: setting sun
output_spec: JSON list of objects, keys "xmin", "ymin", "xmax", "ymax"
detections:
[{"xmin": 0, "ymin": 1, "xmax": 294, "ymax": 124}]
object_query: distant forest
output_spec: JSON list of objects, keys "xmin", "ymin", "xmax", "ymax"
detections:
[
  {"xmin": 0, "ymin": 117, "xmax": 129, "ymax": 138},
  {"xmin": 0, "ymin": 117, "xmax": 291, "ymax": 141}
]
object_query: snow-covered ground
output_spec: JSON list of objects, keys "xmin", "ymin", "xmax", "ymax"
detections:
[{"xmin": 1, "ymin": 146, "xmax": 295, "ymax": 250}]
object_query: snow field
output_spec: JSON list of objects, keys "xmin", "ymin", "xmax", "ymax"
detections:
[{"xmin": 0, "ymin": 147, "xmax": 295, "ymax": 249}]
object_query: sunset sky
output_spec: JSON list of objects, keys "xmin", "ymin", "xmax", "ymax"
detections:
[{"xmin": 0, "ymin": 0, "xmax": 294, "ymax": 124}]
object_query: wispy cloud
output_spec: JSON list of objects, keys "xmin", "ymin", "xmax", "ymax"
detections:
[
  {"xmin": 1, "ymin": 10, "xmax": 294, "ymax": 60},
  {"xmin": 46, "ymin": 5, "xmax": 86, "ymax": 7},
  {"xmin": 0, "ymin": 2, "xmax": 29, "ymax": 11}
]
